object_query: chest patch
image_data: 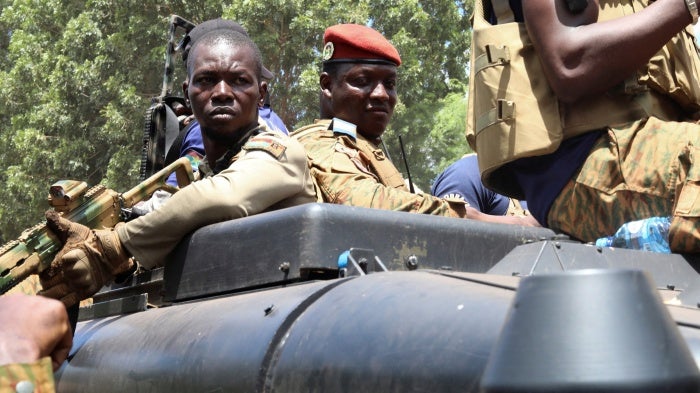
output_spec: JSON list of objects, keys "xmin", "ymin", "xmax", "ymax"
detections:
[{"xmin": 243, "ymin": 136, "xmax": 287, "ymax": 160}]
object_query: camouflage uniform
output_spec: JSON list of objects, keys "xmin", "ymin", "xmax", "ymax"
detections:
[
  {"xmin": 548, "ymin": 117, "xmax": 700, "ymax": 252},
  {"xmin": 292, "ymin": 119, "xmax": 465, "ymax": 217},
  {"xmin": 0, "ymin": 357, "xmax": 55, "ymax": 393},
  {"xmin": 117, "ymin": 126, "xmax": 316, "ymax": 268}
]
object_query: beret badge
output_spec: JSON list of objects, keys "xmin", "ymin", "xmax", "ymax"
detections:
[{"xmin": 322, "ymin": 42, "xmax": 334, "ymax": 61}]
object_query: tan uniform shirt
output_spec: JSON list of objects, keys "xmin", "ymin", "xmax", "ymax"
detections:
[
  {"xmin": 291, "ymin": 119, "xmax": 464, "ymax": 217},
  {"xmin": 117, "ymin": 127, "xmax": 316, "ymax": 268},
  {"xmin": 0, "ymin": 357, "xmax": 55, "ymax": 393}
]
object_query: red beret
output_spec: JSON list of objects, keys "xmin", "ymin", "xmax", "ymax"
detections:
[{"xmin": 322, "ymin": 24, "xmax": 401, "ymax": 66}]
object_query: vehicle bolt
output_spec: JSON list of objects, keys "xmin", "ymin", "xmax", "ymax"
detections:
[
  {"xmin": 264, "ymin": 305, "xmax": 275, "ymax": 316},
  {"xmin": 279, "ymin": 262, "xmax": 290, "ymax": 273},
  {"xmin": 405, "ymin": 255, "xmax": 419, "ymax": 270},
  {"xmin": 667, "ymin": 284, "xmax": 676, "ymax": 291}
]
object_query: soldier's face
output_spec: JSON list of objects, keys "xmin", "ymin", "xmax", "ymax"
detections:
[
  {"xmin": 326, "ymin": 63, "xmax": 398, "ymax": 140},
  {"xmin": 184, "ymin": 41, "xmax": 264, "ymax": 143}
]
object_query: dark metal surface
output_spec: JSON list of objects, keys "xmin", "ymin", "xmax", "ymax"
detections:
[
  {"xmin": 163, "ymin": 203, "xmax": 556, "ymax": 302},
  {"xmin": 481, "ymin": 269, "xmax": 700, "ymax": 392},
  {"xmin": 487, "ymin": 240, "xmax": 700, "ymax": 307},
  {"xmin": 59, "ymin": 271, "xmax": 515, "ymax": 393},
  {"xmin": 63, "ymin": 205, "xmax": 700, "ymax": 392}
]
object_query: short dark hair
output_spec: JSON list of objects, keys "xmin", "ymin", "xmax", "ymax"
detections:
[
  {"xmin": 186, "ymin": 30, "xmax": 263, "ymax": 80},
  {"xmin": 322, "ymin": 61, "xmax": 353, "ymax": 81}
]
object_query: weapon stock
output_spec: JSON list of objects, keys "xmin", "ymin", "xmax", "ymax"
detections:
[{"xmin": 0, "ymin": 157, "xmax": 194, "ymax": 294}]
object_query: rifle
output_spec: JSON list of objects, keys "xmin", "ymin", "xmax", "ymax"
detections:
[
  {"xmin": 0, "ymin": 157, "xmax": 194, "ymax": 295},
  {"xmin": 140, "ymin": 15, "xmax": 196, "ymax": 180}
]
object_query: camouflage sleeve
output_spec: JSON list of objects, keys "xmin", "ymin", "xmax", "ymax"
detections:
[
  {"xmin": 117, "ymin": 132, "xmax": 316, "ymax": 268},
  {"xmin": 0, "ymin": 357, "xmax": 56, "ymax": 393},
  {"xmin": 301, "ymin": 132, "xmax": 462, "ymax": 217}
]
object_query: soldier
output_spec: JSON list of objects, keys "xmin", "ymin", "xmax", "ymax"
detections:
[
  {"xmin": 0, "ymin": 294, "xmax": 72, "ymax": 392},
  {"xmin": 292, "ymin": 24, "xmax": 537, "ymax": 226},
  {"xmin": 466, "ymin": 0, "xmax": 700, "ymax": 252},
  {"xmin": 163, "ymin": 18, "xmax": 288, "ymax": 189},
  {"xmin": 38, "ymin": 28, "xmax": 316, "ymax": 307}
]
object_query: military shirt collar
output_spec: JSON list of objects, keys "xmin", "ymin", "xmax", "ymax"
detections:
[
  {"xmin": 329, "ymin": 118, "xmax": 357, "ymax": 139},
  {"xmin": 199, "ymin": 123, "xmax": 266, "ymax": 176}
]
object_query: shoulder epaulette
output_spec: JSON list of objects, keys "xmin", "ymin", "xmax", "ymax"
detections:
[
  {"xmin": 242, "ymin": 132, "xmax": 287, "ymax": 160},
  {"xmin": 290, "ymin": 119, "xmax": 333, "ymax": 140},
  {"xmin": 330, "ymin": 118, "xmax": 357, "ymax": 140}
]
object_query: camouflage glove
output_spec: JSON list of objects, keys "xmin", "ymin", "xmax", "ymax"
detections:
[{"xmin": 38, "ymin": 210, "xmax": 133, "ymax": 307}]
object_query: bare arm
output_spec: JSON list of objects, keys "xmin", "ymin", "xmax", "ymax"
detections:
[{"xmin": 524, "ymin": 0, "xmax": 694, "ymax": 102}]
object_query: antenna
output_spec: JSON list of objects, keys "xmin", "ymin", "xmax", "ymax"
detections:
[{"xmin": 398, "ymin": 135, "xmax": 415, "ymax": 193}]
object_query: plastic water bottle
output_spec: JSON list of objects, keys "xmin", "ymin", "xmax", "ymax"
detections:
[{"xmin": 595, "ymin": 217, "xmax": 671, "ymax": 253}]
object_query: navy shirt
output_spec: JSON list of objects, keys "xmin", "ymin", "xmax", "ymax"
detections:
[{"xmin": 431, "ymin": 154, "xmax": 513, "ymax": 215}]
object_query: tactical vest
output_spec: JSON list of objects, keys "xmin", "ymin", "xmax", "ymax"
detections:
[{"xmin": 466, "ymin": 0, "xmax": 700, "ymax": 197}]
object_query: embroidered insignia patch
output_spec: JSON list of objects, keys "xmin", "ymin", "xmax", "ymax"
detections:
[{"xmin": 243, "ymin": 136, "xmax": 287, "ymax": 159}]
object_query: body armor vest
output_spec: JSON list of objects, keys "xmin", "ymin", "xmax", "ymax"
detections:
[{"xmin": 466, "ymin": 0, "xmax": 700, "ymax": 197}]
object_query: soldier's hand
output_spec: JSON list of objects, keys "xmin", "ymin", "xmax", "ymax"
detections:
[
  {"xmin": 0, "ymin": 294, "xmax": 72, "ymax": 371},
  {"xmin": 38, "ymin": 210, "xmax": 133, "ymax": 307}
]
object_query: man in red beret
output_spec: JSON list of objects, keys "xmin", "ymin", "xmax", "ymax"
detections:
[{"xmin": 292, "ymin": 24, "xmax": 537, "ymax": 225}]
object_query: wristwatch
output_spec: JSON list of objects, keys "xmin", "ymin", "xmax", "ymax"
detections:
[{"xmin": 686, "ymin": 0, "xmax": 698, "ymax": 24}]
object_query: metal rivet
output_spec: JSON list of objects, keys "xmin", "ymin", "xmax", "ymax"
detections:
[
  {"xmin": 278, "ymin": 262, "xmax": 290, "ymax": 273},
  {"xmin": 405, "ymin": 255, "xmax": 418, "ymax": 270}
]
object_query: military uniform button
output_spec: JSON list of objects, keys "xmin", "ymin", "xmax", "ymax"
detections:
[{"xmin": 15, "ymin": 380, "xmax": 35, "ymax": 393}]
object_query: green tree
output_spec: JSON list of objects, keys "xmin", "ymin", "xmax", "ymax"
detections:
[
  {"xmin": 223, "ymin": 0, "xmax": 473, "ymax": 190},
  {"xmin": 0, "ymin": 0, "xmax": 472, "ymax": 243}
]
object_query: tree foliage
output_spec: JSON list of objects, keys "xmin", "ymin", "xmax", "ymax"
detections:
[{"xmin": 0, "ymin": 0, "xmax": 472, "ymax": 242}]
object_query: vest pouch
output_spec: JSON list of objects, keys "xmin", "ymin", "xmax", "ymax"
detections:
[
  {"xmin": 640, "ymin": 25, "xmax": 700, "ymax": 117},
  {"xmin": 467, "ymin": 10, "xmax": 563, "ymax": 197}
]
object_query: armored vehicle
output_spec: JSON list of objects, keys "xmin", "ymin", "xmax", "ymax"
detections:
[
  {"xmin": 54, "ymin": 202, "xmax": 700, "ymax": 392},
  {"xmin": 52, "ymin": 15, "xmax": 700, "ymax": 392}
]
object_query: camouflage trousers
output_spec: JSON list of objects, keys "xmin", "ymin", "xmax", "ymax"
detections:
[{"xmin": 547, "ymin": 116, "xmax": 700, "ymax": 253}]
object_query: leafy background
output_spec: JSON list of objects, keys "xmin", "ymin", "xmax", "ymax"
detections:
[{"xmin": 0, "ymin": 0, "xmax": 474, "ymax": 242}]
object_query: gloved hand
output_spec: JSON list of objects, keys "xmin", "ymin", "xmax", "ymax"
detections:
[{"xmin": 38, "ymin": 210, "xmax": 133, "ymax": 307}]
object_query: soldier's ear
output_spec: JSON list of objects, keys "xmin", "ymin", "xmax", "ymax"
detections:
[
  {"xmin": 259, "ymin": 80, "xmax": 268, "ymax": 106},
  {"xmin": 320, "ymin": 72, "xmax": 332, "ymax": 95},
  {"xmin": 182, "ymin": 81, "xmax": 190, "ymax": 107}
]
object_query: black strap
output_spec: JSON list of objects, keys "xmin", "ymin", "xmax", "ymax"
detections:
[{"xmin": 164, "ymin": 121, "xmax": 196, "ymax": 167}]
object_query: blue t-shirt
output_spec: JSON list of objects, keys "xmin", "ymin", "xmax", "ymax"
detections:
[
  {"xmin": 509, "ymin": 132, "xmax": 601, "ymax": 225},
  {"xmin": 431, "ymin": 154, "xmax": 512, "ymax": 215},
  {"xmin": 260, "ymin": 106, "xmax": 289, "ymax": 135}
]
